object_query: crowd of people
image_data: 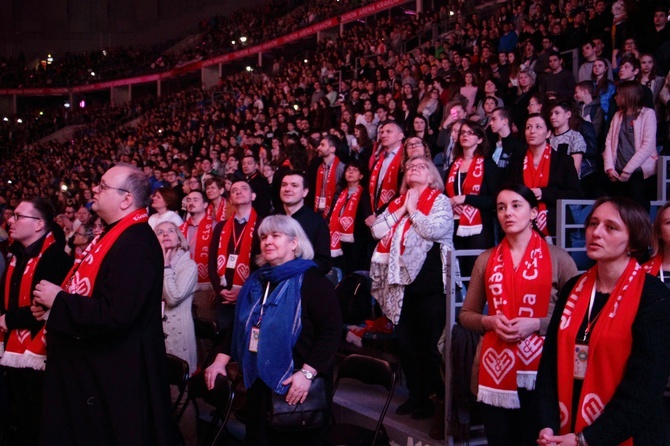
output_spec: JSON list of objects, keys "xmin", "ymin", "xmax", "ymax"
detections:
[{"xmin": 0, "ymin": 0, "xmax": 669, "ymax": 444}]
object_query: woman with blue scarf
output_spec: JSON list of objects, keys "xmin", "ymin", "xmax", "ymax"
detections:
[{"xmin": 205, "ymin": 215, "xmax": 342, "ymax": 445}]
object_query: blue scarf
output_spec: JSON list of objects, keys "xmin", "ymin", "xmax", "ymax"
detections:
[{"xmin": 232, "ymin": 258, "xmax": 316, "ymax": 394}]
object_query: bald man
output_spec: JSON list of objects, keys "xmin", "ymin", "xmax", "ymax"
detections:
[{"xmin": 32, "ymin": 164, "xmax": 173, "ymax": 445}]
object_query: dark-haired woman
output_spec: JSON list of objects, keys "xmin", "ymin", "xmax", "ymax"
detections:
[
  {"xmin": 537, "ymin": 197, "xmax": 670, "ymax": 445},
  {"xmin": 328, "ymin": 160, "xmax": 373, "ymax": 274},
  {"xmin": 460, "ymin": 184, "xmax": 577, "ymax": 446},
  {"xmin": 510, "ymin": 113, "xmax": 581, "ymax": 240},
  {"xmin": 444, "ymin": 121, "xmax": 500, "ymax": 274}
]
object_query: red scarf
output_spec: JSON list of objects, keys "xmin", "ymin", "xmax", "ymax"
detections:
[
  {"xmin": 315, "ymin": 158, "xmax": 340, "ymax": 218},
  {"xmin": 478, "ymin": 231, "xmax": 552, "ymax": 408},
  {"xmin": 643, "ymin": 254, "xmax": 662, "ymax": 276},
  {"xmin": 329, "ymin": 185, "xmax": 363, "ymax": 257},
  {"xmin": 555, "ymin": 259, "xmax": 642, "ymax": 444},
  {"xmin": 15, "ymin": 210, "xmax": 148, "ymax": 370},
  {"xmin": 0, "ymin": 232, "xmax": 56, "ymax": 370},
  {"xmin": 523, "ymin": 145, "xmax": 551, "ymax": 237},
  {"xmin": 206, "ymin": 198, "xmax": 227, "ymax": 222},
  {"xmin": 215, "ymin": 209, "xmax": 258, "ymax": 290},
  {"xmin": 372, "ymin": 188, "xmax": 441, "ymax": 262},
  {"xmin": 445, "ymin": 156, "xmax": 485, "ymax": 237},
  {"xmin": 369, "ymin": 150, "xmax": 402, "ymax": 213},
  {"xmin": 180, "ymin": 214, "xmax": 214, "ymax": 283}
]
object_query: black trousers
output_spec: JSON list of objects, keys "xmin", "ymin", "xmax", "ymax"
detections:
[
  {"xmin": 5, "ymin": 367, "xmax": 43, "ymax": 446},
  {"xmin": 243, "ymin": 379, "xmax": 325, "ymax": 446},
  {"xmin": 395, "ymin": 291, "xmax": 446, "ymax": 402},
  {"xmin": 479, "ymin": 388, "xmax": 540, "ymax": 446}
]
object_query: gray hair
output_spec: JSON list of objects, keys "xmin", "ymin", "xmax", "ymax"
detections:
[
  {"xmin": 256, "ymin": 215, "xmax": 314, "ymax": 266},
  {"xmin": 117, "ymin": 163, "xmax": 151, "ymax": 209},
  {"xmin": 154, "ymin": 221, "xmax": 190, "ymax": 252},
  {"xmin": 400, "ymin": 156, "xmax": 445, "ymax": 193}
]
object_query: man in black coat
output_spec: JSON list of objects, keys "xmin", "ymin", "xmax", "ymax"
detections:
[
  {"xmin": 32, "ymin": 164, "xmax": 173, "ymax": 446},
  {"xmin": 242, "ymin": 154, "xmax": 272, "ymax": 217},
  {"xmin": 0, "ymin": 197, "xmax": 73, "ymax": 445},
  {"xmin": 276, "ymin": 171, "xmax": 332, "ymax": 274}
]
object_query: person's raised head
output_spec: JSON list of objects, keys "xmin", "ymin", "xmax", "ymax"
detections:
[{"xmin": 93, "ymin": 164, "xmax": 149, "ymax": 224}]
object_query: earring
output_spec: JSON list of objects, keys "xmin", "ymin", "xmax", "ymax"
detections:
[{"xmin": 626, "ymin": 250, "xmax": 631, "ymax": 257}]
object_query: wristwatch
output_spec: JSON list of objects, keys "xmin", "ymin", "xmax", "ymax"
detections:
[{"xmin": 300, "ymin": 368, "xmax": 315, "ymax": 380}]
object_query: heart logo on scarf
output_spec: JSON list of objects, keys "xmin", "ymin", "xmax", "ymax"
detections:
[
  {"xmin": 461, "ymin": 205, "xmax": 478, "ymax": 223},
  {"xmin": 217, "ymin": 255, "xmax": 225, "ymax": 271},
  {"xmin": 340, "ymin": 216, "xmax": 354, "ymax": 231},
  {"xmin": 517, "ymin": 334, "xmax": 543, "ymax": 365},
  {"xmin": 536, "ymin": 209, "xmax": 548, "ymax": 231},
  {"xmin": 581, "ymin": 393, "xmax": 605, "ymax": 425},
  {"xmin": 236, "ymin": 263, "xmax": 250, "ymax": 281},
  {"xmin": 559, "ymin": 402, "xmax": 569, "ymax": 428},
  {"xmin": 482, "ymin": 348, "xmax": 515, "ymax": 385},
  {"xmin": 380, "ymin": 189, "xmax": 395, "ymax": 204},
  {"xmin": 69, "ymin": 274, "xmax": 91, "ymax": 296},
  {"xmin": 16, "ymin": 329, "xmax": 30, "ymax": 344},
  {"xmin": 330, "ymin": 231, "xmax": 340, "ymax": 248},
  {"xmin": 197, "ymin": 263, "xmax": 208, "ymax": 279}
]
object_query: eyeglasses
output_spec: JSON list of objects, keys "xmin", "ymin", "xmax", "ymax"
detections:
[
  {"xmin": 13, "ymin": 213, "xmax": 43, "ymax": 222},
  {"xmin": 99, "ymin": 182, "xmax": 130, "ymax": 194},
  {"xmin": 459, "ymin": 129, "xmax": 476, "ymax": 136},
  {"xmin": 406, "ymin": 163, "xmax": 429, "ymax": 171},
  {"xmin": 406, "ymin": 141, "xmax": 424, "ymax": 148}
]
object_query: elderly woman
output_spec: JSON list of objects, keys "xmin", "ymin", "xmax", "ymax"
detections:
[
  {"xmin": 370, "ymin": 156, "xmax": 454, "ymax": 419},
  {"xmin": 148, "ymin": 187, "xmax": 184, "ymax": 230},
  {"xmin": 537, "ymin": 197, "xmax": 670, "ymax": 445},
  {"xmin": 204, "ymin": 215, "xmax": 341, "ymax": 445},
  {"xmin": 155, "ymin": 221, "xmax": 197, "ymax": 375}
]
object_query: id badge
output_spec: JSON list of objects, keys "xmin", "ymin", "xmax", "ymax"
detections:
[
  {"xmin": 574, "ymin": 344, "xmax": 589, "ymax": 379},
  {"xmin": 318, "ymin": 197, "xmax": 326, "ymax": 210},
  {"xmin": 226, "ymin": 254, "xmax": 238, "ymax": 269},
  {"xmin": 249, "ymin": 326, "xmax": 260, "ymax": 352}
]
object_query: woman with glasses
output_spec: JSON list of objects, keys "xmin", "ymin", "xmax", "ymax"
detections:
[
  {"xmin": 445, "ymin": 121, "xmax": 500, "ymax": 273},
  {"xmin": 370, "ymin": 156, "xmax": 454, "ymax": 420}
]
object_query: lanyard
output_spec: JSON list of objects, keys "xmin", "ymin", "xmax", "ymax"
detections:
[
  {"xmin": 256, "ymin": 282, "xmax": 271, "ymax": 327},
  {"xmin": 583, "ymin": 284, "xmax": 603, "ymax": 342},
  {"xmin": 231, "ymin": 220, "xmax": 247, "ymax": 255}
]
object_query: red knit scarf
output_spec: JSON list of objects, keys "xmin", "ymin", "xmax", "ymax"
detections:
[
  {"xmin": 556, "ymin": 259, "xmax": 642, "ymax": 444},
  {"xmin": 372, "ymin": 187, "xmax": 440, "ymax": 260},
  {"xmin": 478, "ymin": 231, "xmax": 552, "ymax": 408},
  {"xmin": 445, "ymin": 156, "xmax": 485, "ymax": 237},
  {"xmin": 329, "ymin": 185, "xmax": 363, "ymax": 257},
  {"xmin": 180, "ymin": 214, "xmax": 214, "ymax": 283},
  {"xmin": 523, "ymin": 145, "xmax": 551, "ymax": 237},
  {"xmin": 215, "ymin": 209, "xmax": 257, "ymax": 289},
  {"xmin": 369, "ymin": 150, "xmax": 402, "ymax": 213},
  {"xmin": 206, "ymin": 198, "xmax": 227, "ymax": 222},
  {"xmin": 0, "ymin": 232, "xmax": 56, "ymax": 370},
  {"xmin": 315, "ymin": 157, "xmax": 340, "ymax": 218}
]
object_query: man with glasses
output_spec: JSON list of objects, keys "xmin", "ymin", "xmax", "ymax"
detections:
[
  {"xmin": 0, "ymin": 197, "xmax": 72, "ymax": 445},
  {"xmin": 32, "ymin": 165, "xmax": 173, "ymax": 445},
  {"xmin": 366, "ymin": 121, "xmax": 405, "ymax": 227}
]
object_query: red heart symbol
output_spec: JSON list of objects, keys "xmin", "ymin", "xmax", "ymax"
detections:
[
  {"xmin": 197, "ymin": 263, "xmax": 208, "ymax": 279},
  {"xmin": 581, "ymin": 393, "xmax": 605, "ymax": 425},
  {"xmin": 517, "ymin": 334, "xmax": 543, "ymax": 365},
  {"xmin": 217, "ymin": 255, "xmax": 225, "ymax": 271},
  {"xmin": 482, "ymin": 347, "xmax": 515, "ymax": 385},
  {"xmin": 380, "ymin": 189, "xmax": 395, "ymax": 204},
  {"xmin": 330, "ymin": 231, "xmax": 340, "ymax": 249},
  {"xmin": 236, "ymin": 263, "xmax": 250, "ymax": 281},
  {"xmin": 70, "ymin": 274, "xmax": 91, "ymax": 296},
  {"xmin": 460, "ymin": 205, "xmax": 478, "ymax": 223},
  {"xmin": 339, "ymin": 217, "xmax": 354, "ymax": 231}
]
